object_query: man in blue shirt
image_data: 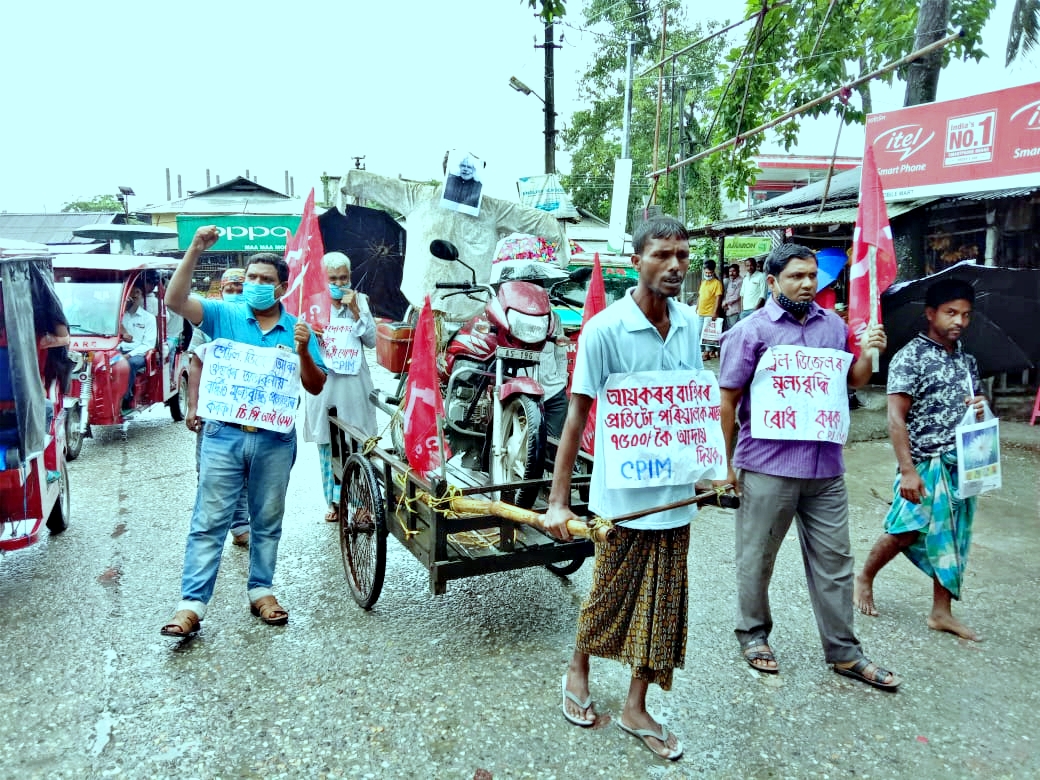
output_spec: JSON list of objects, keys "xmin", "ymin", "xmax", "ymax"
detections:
[{"xmin": 160, "ymin": 226, "xmax": 326, "ymax": 638}]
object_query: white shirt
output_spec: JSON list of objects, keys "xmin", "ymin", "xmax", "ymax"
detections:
[
  {"xmin": 741, "ymin": 270, "xmax": 767, "ymax": 311},
  {"xmin": 120, "ymin": 307, "xmax": 156, "ymax": 357},
  {"xmin": 571, "ymin": 289, "xmax": 704, "ymax": 530}
]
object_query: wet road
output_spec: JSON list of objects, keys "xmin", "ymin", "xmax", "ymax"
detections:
[{"xmin": 1, "ymin": 364, "xmax": 1038, "ymax": 779}]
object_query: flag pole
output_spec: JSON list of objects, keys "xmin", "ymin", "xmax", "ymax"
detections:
[{"xmin": 867, "ymin": 244, "xmax": 879, "ymax": 372}]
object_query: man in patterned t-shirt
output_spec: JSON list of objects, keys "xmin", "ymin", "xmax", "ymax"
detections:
[{"xmin": 854, "ymin": 278, "xmax": 987, "ymax": 641}]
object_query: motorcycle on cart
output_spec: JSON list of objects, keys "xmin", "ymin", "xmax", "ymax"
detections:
[
  {"xmin": 52, "ymin": 257, "xmax": 190, "ymax": 459},
  {"xmin": 371, "ymin": 240, "xmax": 583, "ymax": 509},
  {"xmin": 0, "ymin": 252, "xmax": 71, "ymax": 551}
]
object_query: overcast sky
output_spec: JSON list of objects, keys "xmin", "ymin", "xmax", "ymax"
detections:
[{"xmin": 1, "ymin": 0, "xmax": 1035, "ymax": 214}]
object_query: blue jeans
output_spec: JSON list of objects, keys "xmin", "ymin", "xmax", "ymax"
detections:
[
  {"xmin": 178, "ymin": 421, "xmax": 297, "ymax": 618},
  {"xmin": 195, "ymin": 428, "xmax": 249, "ymax": 537},
  {"xmin": 124, "ymin": 353, "xmax": 146, "ymax": 400}
]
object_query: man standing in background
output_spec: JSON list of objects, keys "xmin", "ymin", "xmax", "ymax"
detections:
[{"xmin": 740, "ymin": 257, "xmax": 766, "ymax": 319}]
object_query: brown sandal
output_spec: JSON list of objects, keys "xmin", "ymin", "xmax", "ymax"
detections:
[
  {"xmin": 324, "ymin": 505, "xmax": 339, "ymax": 523},
  {"xmin": 250, "ymin": 595, "xmax": 289, "ymax": 625},
  {"xmin": 160, "ymin": 609, "xmax": 200, "ymax": 638}
]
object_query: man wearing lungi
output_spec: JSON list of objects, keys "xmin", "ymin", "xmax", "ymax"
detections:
[
  {"xmin": 544, "ymin": 215, "xmax": 701, "ymax": 761},
  {"xmin": 717, "ymin": 243, "xmax": 901, "ymax": 691},
  {"xmin": 855, "ymin": 278, "xmax": 985, "ymax": 640}
]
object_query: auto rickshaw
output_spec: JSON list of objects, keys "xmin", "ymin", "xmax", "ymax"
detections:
[
  {"xmin": 52, "ymin": 256, "xmax": 190, "ymax": 459},
  {"xmin": 0, "ymin": 252, "xmax": 71, "ymax": 551}
]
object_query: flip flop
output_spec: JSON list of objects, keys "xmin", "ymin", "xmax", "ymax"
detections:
[
  {"xmin": 560, "ymin": 674, "xmax": 595, "ymax": 727},
  {"xmin": 833, "ymin": 657, "xmax": 901, "ymax": 691},
  {"xmin": 617, "ymin": 718, "xmax": 683, "ymax": 761},
  {"xmin": 742, "ymin": 638, "xmax": 779, "ymax": 674}
]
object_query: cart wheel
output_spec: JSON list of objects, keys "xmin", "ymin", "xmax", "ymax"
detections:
[
  {"xmin": 168, "ymin": 373, "xmax": 188, "ymax": 422},
  {"xmin": 65, "ymin": 406, "xmax": 84, "ymax": 461},
  {"xmin": 339, "ymin": 453, "xmax": 387, "ymax": 610},
  {"xmin": 46, "ymin": 461, "xmax": 70, "ymax": 535},
  {"xmin": 497, "ymin": 395, "xmax": 545, "ymax": 509},
  {"xmin": 545, "ymin": 558, "xmax": 585, "ymax": 577}
]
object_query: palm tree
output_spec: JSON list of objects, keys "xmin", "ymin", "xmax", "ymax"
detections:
[{"xmin": 1006, "ymin": 0, "xmax": 1040, "ymax": 65}]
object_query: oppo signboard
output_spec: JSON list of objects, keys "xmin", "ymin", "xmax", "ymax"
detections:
[{"xmin": 177, "ymin": 215, "xmax": 302, "ymax": 252}]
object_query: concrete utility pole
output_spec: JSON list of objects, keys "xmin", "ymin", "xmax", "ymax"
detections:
[
  {"xmin": 535, "ymin": 20, "xmax": 561, "ymax": 173},
  {"xmin": 622, "ymin": 34, "xmax": 635, "ymax": 159}
]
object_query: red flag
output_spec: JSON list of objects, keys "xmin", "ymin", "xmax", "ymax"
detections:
[
  {"xmin": 403, "ymin": 297, "xmax": 450, "ymax": 477},
  {"xmin": 578, "ymin": 253, "xmax": 607, "ymax": 455},
  {"xmin": 282, "ymin": 188, "xmax": 330, "ymax": 327},
  {"xmin": 847, "ymin": 145, "xmax": 897, "ymax": 358}
]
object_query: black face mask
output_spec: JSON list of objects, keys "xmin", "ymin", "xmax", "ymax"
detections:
[{"xmin": 775, "ymin": 291, "xmax": 812, "ymax": 318}]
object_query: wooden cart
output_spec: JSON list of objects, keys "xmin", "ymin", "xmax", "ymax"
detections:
[{"xmin": 328, "ymin": 412, "xmax": 597, "ymax": 610}]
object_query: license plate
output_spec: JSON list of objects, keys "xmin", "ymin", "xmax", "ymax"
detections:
[{"xmin": 497, "ymin": 347, "xmax": 540, "ymax": 362}]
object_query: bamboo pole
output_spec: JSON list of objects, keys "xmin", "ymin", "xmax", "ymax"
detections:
[{"xmin": 647, "ymin": 28, "xmax": 964, "ymax": 178}]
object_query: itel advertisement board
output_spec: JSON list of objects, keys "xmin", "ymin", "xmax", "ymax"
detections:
[{"xmin": 865, "ymin": 82, "xmax": 1040, "ymax": 200}]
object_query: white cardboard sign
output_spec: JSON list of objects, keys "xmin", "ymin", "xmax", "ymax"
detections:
[
  {"xmin": 600, "ymin": 369, "xmax": 727, "ymax": 488},
  {"xmin": 749, "ymin": 346, "xmax": 852, "ymax": 444},
  {"xmin": 322, "ymin": 322, "xmax": 363, "ymax": 375},
  {"xmin": 197, "ymin": 338, "xmax": 301, "ymax": 433}
]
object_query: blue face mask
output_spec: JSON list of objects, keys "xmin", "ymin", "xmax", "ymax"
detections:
[
  {"xmin": 222, "ymin": 292, "xmax": 242, "ymax": 303},
  {"xmin": 328, "ymin": 283, "xmax": 345, "ymax": 301},
  {"xmin": 243, "ymin": 282, "xmax": 279, "ymax": 311}
]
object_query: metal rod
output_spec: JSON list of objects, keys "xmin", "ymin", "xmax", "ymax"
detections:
[{"xmin": 648, "ymin": 28, "xmax": 964, "ymax": 178}]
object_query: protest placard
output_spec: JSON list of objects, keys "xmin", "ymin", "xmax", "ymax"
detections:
[
  {"xmin": 321, "ymin": 322, "xmax": 363, "ymax": 375},
  {"xmin": 600, "ymin": 369, "xmax": 727, "ymax": 488},
  {"xmin": 749, "ymin": 346, "xmax": 852, "ymax": 444},
  {"xmin": 197, "ymin": 338, "xmax": 301, "ymax": 433}
]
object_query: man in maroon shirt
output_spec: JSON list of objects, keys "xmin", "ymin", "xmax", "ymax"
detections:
[{"xmin": 717, "ymin": 243, "xmax": 901, "ymax": 691}]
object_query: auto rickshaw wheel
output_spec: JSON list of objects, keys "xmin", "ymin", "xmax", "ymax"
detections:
[
  {"xmin": 46, "ymin": 461, "xmax": 70, "ymax": 534},
  {"xmin": 168, "ymin": 373, "xmax": 188, "ymax": 422},
  {"xmin": 338, "ymin": 453, "xmax": 387, "ymax": 610},
  {"xmin": 65, "ymin": 406, "xmax": 84, "ymax": 461}
]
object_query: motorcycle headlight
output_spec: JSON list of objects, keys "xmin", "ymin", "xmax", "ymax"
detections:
[{"xmin": 506, "ymin": 311, "xmax": 549, "ymax": 345}]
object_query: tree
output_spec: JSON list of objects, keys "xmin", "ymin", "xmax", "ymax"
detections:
[
  {"xmin": 1006, "ymin": 0, "xmax": 1040, "ymax": 64},
  {"xmin": 61, "ymin": 194, "xmax": 123, "ymax": 213},
  {"xmin": 560, "ymin": 1, "xmax": 726, "ymax": 231},
  {"xmin": 707, "ymin": 0, "xmax": 995, "ymax": 198},
  {"xmin": 527, "ymin": 0, "xmax": 567, "ymax": 23}
]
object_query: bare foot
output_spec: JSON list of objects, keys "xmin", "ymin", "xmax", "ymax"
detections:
[
  {"xmin": 854, "ymin": 575, "xmax": 879, "ymax": 616},
  {"xmin": 927, "ymin": 613, "xmax": 980, "ymax": 641},
  {"xmin": 620, "ymin": 711, "xmax": 681, "ymax": 759},
  {"xmin": 562, "ymin": 670, "xmax": 596, "ymax": 725}
]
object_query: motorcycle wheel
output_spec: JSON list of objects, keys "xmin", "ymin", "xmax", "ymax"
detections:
[
  {"xmin": 65, "ymin": 406, "xmax": 84, "ymax": 461},
  {"xmin": 496, "ymin": 395, "xmax": 544, "ymax": 509}
]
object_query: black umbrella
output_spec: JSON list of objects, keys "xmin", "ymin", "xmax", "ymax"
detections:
[
  {"xmin": 881, "ymin": 261, "xmax": 1040, "ymax": 375},
  {"xmin": 318, "ymin": 205, "xmax": 409, "ymax": 321}
]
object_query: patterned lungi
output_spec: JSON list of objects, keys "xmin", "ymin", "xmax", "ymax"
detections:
[
  {"xmin": 884, "ymin": 450, "xmax": 976, "ymax": 600},
  {"xmin": 575, "ymin": 524, "xmax": 689, "ymax": 690}
]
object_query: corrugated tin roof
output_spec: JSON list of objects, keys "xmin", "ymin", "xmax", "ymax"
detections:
[
  {"xmin": 0, "ymin": 212, "xmax": 120, "ymax": 244},
  {"xmin": 751, "ymin": 166, "xmax": 864, "ymax": 212},
  {"xmin": 693, "ymin": 199, "xmax": 933, "ymax": 236},
  {"xmin": 949, "ymin": 186, "xmax": 1040, "ymax": 201},
  {"xmin": 140, "ymin": 175, "xmax": 299, "ymax": 215}
]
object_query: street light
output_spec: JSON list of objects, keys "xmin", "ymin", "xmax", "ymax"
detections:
[
  {"xmin": 115, "ymin": 185, "xmax": 135, "ymax": 222},
  {"xmin": 509, "ymin": 76, "xmax": 556, "ymax": 173},
  {"xmin": 509, "ymin": 76, "xmax": 544, "ymax": 103}
]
